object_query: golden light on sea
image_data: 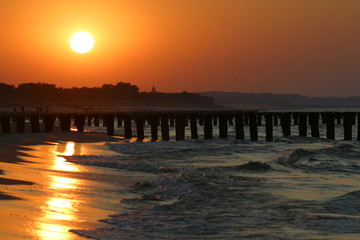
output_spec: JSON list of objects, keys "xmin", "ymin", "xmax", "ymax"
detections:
[{"xmin": 36, "ymin": 141, "xmax": 83, "ymax": 240}]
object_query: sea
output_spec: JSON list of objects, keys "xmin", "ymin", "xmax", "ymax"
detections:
[{"xmin": 64, "ymin": 116, "xmax": 360, "ymax": 240}]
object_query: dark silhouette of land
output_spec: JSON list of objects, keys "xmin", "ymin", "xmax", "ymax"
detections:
[
  {"xmin": 2, "ymin": 82, "xmax": 360, "ymax": 110},
  {"xmin": 0, "ymin": 82, "xmax": 215, "ymax": 108},
  {"xmin": 200, "ymin": 91, "xmax": 360, "ymax": 109}
]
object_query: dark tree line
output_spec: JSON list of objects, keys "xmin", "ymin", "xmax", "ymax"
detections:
[{"xmin": 0, "ymin": 82, "xmax": 215, "ymax": 107}]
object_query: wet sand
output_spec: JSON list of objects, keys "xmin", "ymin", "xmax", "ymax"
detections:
[{"xmin": 0, "ymin": 132, "xmax": 127, "ymax": 240}]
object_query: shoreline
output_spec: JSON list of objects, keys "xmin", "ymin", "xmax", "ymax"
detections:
[{"xmin": 0, "ymin": 132, "xmax": 123, "ymax": 239}]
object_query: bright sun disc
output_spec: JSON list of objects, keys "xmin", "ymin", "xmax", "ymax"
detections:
[{"xmin": 70, "ymin": 32, "xmax": 94, "ymax": 54}]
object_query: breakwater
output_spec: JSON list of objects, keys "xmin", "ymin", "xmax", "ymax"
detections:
[{"xmin": 1, "ymin": 111, "xmax": 359, "ymax": 141}]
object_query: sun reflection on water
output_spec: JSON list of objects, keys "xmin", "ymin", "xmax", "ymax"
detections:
[
  {"xmin": 50, "ymin": 176, "xmax": 78, "ymax": 189},
  {"xmin": 43, "ymin": 198, "xmax": 77, "ymax": 221},
  {"xmin": 52, "ymin": 142, "xmax": 80, "ymax": 172},
  {"xmin": 37, "ymin": 223, "xmax": 72, "ymax": 240},
  {"xmin": 36, "ymin": 141, "xmax": 84, "ymax": 240}
]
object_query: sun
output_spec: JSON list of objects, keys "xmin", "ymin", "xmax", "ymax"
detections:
[{"xmin": 69, "ymin": 32, "xmax": 94, "ymax": 54}]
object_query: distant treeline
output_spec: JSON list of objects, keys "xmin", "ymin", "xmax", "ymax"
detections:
[
  {"xmin": 0, "ymin": 82, "xmax": 215, "ymax": 107},
  {"xmin": 200, "ymin": 91, "xmax": 360, "ymax": 109}
]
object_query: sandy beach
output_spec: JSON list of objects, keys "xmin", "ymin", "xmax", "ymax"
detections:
[{"xmin": 0, "ymin": 132, "xmax": 126, "ymax": 240}]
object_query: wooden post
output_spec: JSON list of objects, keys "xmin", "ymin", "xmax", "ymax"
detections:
[
  {"xmin": 175, "ymin": 114, "xmax": 185, "ymax": 141},
  {"xmin": 30, "ymin": 115, "xmax": 40, "ymax": 133},
  {"xmin": 16, "ymin": 116, "xmax": 25, "ymax": 133},
  {"xmin": 1, "ymin": 116, "xmax": 11, "ymax": 133},
  {"xmin": 321, "ymin": 113, "xmax": 327, "ymax": 124},
  {"xmin": 228, "ymin": 115, "xmax": 234, "ymax": 126},
  {"xmin": 326, "ymin": 113, "xmax": 335, "ymax": 140},
  {"xmin": 343, "ymin": 112, "xmax": 354, "ymax": 140},
  {"xmin": 257, "ymin": 113, "xmax": 262, "ymax": 126},
  {"xmin": 309, "ymin": 113, "xmax": 320, "ymax": 138},
  {"xmin": 219, "ymin": 114, "xmax": 228, "ymax": 138},
  {"xmin": 280, "ymin": 113, "xmax": 291, "ymax": 136},
  {"xmin": 59, "ymin": 115, "xmax": 71, "ymax": 132},
  {"xmin": 161, "ymin": 114, "xmax": 170, "ymax": 141},
  {"xmin": 244, "ymin": 114, "xmax": 249, "ymax": 125},
  {"xmin": 190, "ymin": 114, "xmax": 198, "ymax": 140},
  {"xmin": 204, "ymin": 115, "xmax": 213, "ymax": 140},
  {"xmin": 249, "ymin": 113, "xmax": 258, "ymax": 141},
  {"xmin": 124, "ymin": 115, "xmax": 132, "ymax": 139},
  {"xmin": 105, "ymin": 114, "xmax": 115, "ymax": 136},
  {"xmin": 298, "ymin": 113, "xmax": 307, "ymax": 137},
  {"xmin": 235, "ymin": 113, "xmax": 244, "ymax": 140},
  {"xmin": 87, "ymin": 115, "xmax": 92, "ymax": 126},
  {"xmin": 94, "ymin": 114, "xmax": 100, "ymax": 127},
  {"xmin": 265, "ymin": 113, "xmax": 273, "ymax": 142},
  {"xmin": 44, "ymin": 115, "xmax": 55, "ymax": 132},
  {"xmin": 135, "ymin": 115, "xmax": 144, "ymax": 141},
  {"xmin": 149, "ymin": 115, "xmax": 158, "ymax": 141},
  {"xmin": 76, "ymin": 114, "xmax": 86, "ymax": 132}
]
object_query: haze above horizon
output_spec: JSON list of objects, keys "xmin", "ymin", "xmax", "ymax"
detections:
[{"xmin": 1, "ymin": 1, "xmax": 359, "ymax": 97}]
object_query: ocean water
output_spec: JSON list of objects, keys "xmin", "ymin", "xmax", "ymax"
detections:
[{"xmin": 65, "ymin": 121, "xmax": 360, "ymax": 240}]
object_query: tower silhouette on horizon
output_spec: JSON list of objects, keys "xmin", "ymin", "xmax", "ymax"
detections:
[{"xmin": 151, "ymin": 86, "xmax": 157, "ymax": 93}]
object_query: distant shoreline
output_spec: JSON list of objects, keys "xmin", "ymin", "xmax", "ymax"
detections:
[{"xmin": 200, "ymin": 91, "xmax": 360, "ymax": 109}]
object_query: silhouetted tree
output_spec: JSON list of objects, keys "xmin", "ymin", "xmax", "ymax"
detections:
[
  {"xmin": 0, "ymin": 83, "xmax": 15, "ymax": 96},
  {"xmin": 0, "ymin": 81, "xmax": 215, "ymax": 107}
]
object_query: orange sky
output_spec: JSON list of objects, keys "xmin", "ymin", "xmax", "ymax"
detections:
[{"xmin": 1, "ymin": 0, "xmax": 360, "ymax": 96}]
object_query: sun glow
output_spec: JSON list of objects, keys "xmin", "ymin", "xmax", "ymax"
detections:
[{"xmin": 69, "ymin": 32, "xmax": 94, "ymax": 54}]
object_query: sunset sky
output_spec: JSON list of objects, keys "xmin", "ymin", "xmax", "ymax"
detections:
[{"xmin": 1, "ymin": 0, "xmax": 360, "ymax": 96}]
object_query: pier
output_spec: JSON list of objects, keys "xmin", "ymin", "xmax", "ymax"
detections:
[{"xmin": 1, "ymin": 111, "xmax": 360, "ymax": 141}]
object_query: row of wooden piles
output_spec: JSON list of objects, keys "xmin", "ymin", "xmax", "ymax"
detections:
[{"xmin": 0, "ymin": 112, "xmax": 359, "ymax": 141}]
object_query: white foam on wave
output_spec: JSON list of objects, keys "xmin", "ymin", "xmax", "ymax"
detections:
[
  {"xmin": 273, "ymin": 142, "xmax": 360, "ymax": 174},
  {"xmin": 107, "ymin": 139, "xmax": 241, "ymax": 159},
  {"xmin": 71, "ymin": 163, "xmax": 251, "ymax": 240},
  {"xmin": 65, "ymin": 155, "xmax": 177, "ymax": 173},
  {"xmin": 274, "ymin": 148, "xmax": 313, "ymax": 164}
]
